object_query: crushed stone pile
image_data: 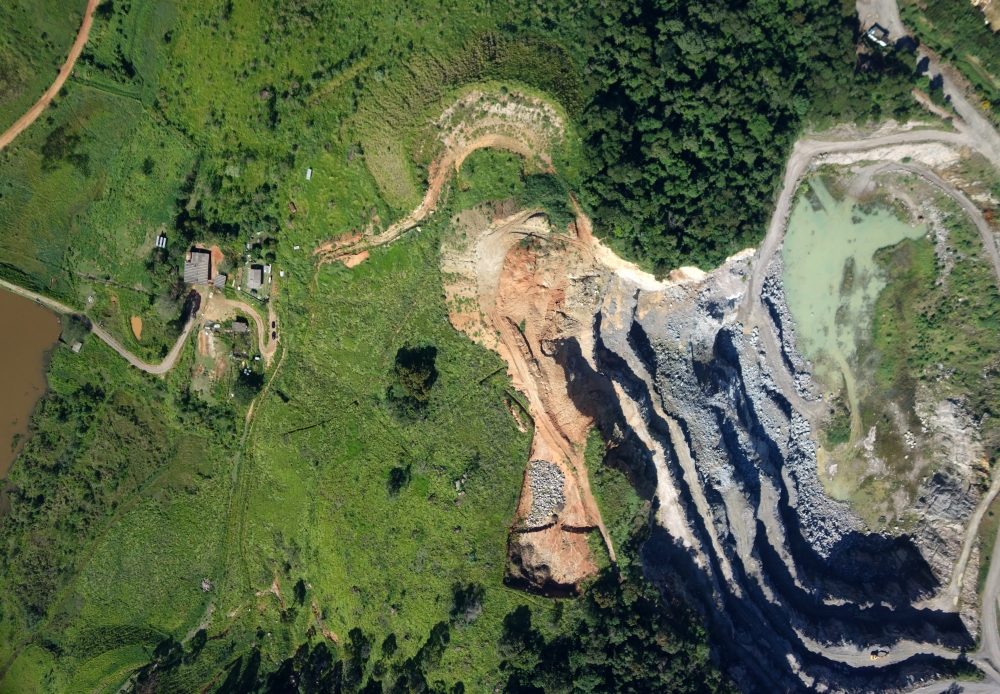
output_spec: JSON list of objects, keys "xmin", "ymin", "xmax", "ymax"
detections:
[{"xmin": 526, "ymin": 460, "xmax": 565, "ymax": 528}]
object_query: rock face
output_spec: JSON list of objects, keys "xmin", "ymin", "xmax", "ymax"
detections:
[
  {"xmin": 590, "ymin": 253, "xmax": 979, "ymax": 692},
  {"xmin": 440, "ymin": 203, "xmax": 981, "ymax": 690}
]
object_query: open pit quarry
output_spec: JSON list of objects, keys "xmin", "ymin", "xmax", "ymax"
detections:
[
  {"xmin": 438, "ymin": 190, "xmax": 990, "ymax": 692},
  {"xmin": 320, "ymin": 78, "xmax": 1000, "ymax": 690},
  {"xmin": 433, "ymin": 135, "xmax": 1000, "ymax": 691}
]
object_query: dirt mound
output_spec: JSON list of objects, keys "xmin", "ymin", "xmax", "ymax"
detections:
[
  {"xmin": 209, "ymin": 246, "xmax": 225, "ymax": 281},
  {"xmin": 340, "ymin": 251, "xmax": 369, "ymax": 268},
  {"xmin": 313, "ymin": 231, "xmax": 365, "ymax": 270},
  {"xmin": 130, "ymin": 316, "xmax": 142, "ymax": 340}
]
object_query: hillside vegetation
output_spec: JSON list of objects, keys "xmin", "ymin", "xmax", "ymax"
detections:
[{"xmin": 901, "ymin": 0, "xmax": 1000, "ymax": 113}]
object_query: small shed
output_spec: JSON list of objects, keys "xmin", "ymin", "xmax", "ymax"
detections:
[
  {"xmin": 233, "ymin": 318, "xmax": 249, "ymax": 333},
  {"xmin": 866, "ymin": 24, "xmax": 889, "ymax": 47},
  {"xmin": 156, "ymin": 233, "xmax": 167, "ymax": 249},
  {"xmin": 184, "ymin": 248, "xmax": 212, "ymax": 285},
  {"xmin": 246, "ymin": 264, "xmax": 265, "ymax": 290}
]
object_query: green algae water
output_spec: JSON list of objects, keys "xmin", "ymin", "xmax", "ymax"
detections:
[{"xmin": 782, "ymin": 178, "xmax": 926, "ymax": 422}]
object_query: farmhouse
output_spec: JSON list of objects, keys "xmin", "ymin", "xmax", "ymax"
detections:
[
  {"xmin": 246, "ymin": 264, "xmax": 265, "ymax": 290},
  {"xmin": 184, "ymin": 248, "xmax": 212, "ymax": 285},
  {"xmin": 232, "ymin": 318, "xmax": 249, "ymax": 333}
]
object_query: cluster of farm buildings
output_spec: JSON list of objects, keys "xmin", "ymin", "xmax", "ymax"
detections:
[{"xmin": 177, "ymin": 245, "xmax": 272, "ymax": 296}]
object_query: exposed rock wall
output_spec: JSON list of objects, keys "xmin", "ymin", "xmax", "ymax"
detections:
[
  {"xmin": 590, "ymin": 255, "xmax": 977, "ymax": 692},
  {"xmin": 440, "ymin": 202, "xmax": 981, "ymax": 691}
]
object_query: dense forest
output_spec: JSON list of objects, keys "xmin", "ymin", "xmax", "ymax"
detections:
[{"xmin": 509, "ymin": 0, "xmax": 920, "ymax": 272}]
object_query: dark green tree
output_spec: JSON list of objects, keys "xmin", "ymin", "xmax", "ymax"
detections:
[{"xmin": 394, "ymin": 345, "xmax": 438, "ymax": 402}]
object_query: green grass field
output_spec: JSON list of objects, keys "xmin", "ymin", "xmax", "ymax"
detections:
[{"xmin": 0, "ymin": 148, "xmax": 726, "ymax": 693}]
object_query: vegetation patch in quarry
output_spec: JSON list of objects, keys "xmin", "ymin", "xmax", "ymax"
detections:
[{"xmin": 808, "ymin": 172, "xmax": 1000, "ymax": 531}]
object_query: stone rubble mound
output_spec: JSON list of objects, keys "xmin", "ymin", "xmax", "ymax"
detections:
[{"xmin": 526, "ymin": 460, "xmax": 565, "ymax": 528}]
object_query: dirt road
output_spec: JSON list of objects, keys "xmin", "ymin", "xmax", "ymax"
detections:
[
  {"xmin": 0, "ymin": 279, "xmax": 276, "ymax": 374},
  {"xmin": 0, "ymin": 0, "xmax": 101, "ymax": 151},
  {"xmin": 736, "ymin": 129, "xmax": 975, "ymax": 327},
  {"xmin": 0, "ymin": 279, "xmax": 197, "ymax": 374},
  {"xmin": 908, "ymin": 682, "xmax": 1000, "ymax": 694},
  {"xmin": 202, "ymin": 297, "xmax": 274, "ymax": 365},
  {"xmin": 979, "ymin": 539, "xmax": 1000, "ymax": 681},
  {"xmin": 934, "ymin": 473, "xmax": 1000, "ymax": 611},
  {"xmin": 856, "ymin": 0, "xmax": 1000, "ymax": 172}
]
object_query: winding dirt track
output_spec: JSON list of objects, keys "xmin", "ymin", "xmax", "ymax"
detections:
[
  {"xmin": 0, "ymin": 279, "xmax": 197, "ymax": 374},
  {"xmin": 0, "ymin": 0, "xmax": 101, "ymax": 152},
  {"xmin": 204, "ymin": 297, "xmax": 276, "ymax": 366}
]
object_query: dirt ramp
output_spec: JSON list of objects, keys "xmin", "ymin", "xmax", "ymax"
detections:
[{"xmin": 441, "ymin": 202, "xmax": 615, "ymax": 592}]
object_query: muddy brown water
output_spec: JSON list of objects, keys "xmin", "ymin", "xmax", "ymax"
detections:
[{"xmin": 0, "ymin": 290, "xmax": 62, "ymax": 481}]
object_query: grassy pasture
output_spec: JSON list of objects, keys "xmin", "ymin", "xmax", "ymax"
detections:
[
  {"xmin": 870, "ymin": 194, "xmax": 1000, "ymax": 455},
  {"xmin": 74, "ymin": 0, "xmax": 177, "ymax": 106},
  {"xmin": 0, "ymin": 644, "xmax": 65, "ymax": 694},
  {"xmin": 0, "ymin": 85, "xmax": 194, "ymax": 312},
  {"xmin": 232, "ymin": 211, "xmax": 536, "ymax": 686}
]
